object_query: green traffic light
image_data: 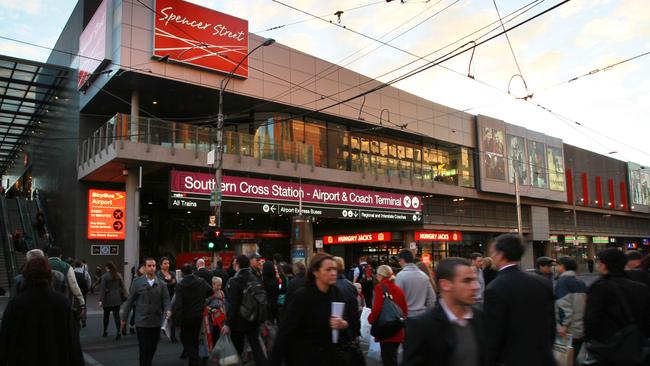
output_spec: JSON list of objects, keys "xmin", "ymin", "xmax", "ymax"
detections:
[{"xmin": 208, "ymin": 242, "xmax": 215, "ymax": 249}]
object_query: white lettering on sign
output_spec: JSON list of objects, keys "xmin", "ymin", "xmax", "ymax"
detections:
[
  {"xmin": 418, "ymin": 233, "xmax": 450, "ymax": 240},
  {"xmin": 159, "ymin": 7, "xmax": 245, "ymax": 41}
]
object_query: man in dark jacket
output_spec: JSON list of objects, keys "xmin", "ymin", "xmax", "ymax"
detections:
[
  {"xmin": 534, "ymin": 256, "xmax": 555, "ymax": 283},
  {"xmin": 172, "ymin": 263, "xmax": 213, "ymax": 366},
  {"xmin": 584, "ymin": 248, "xmax": 650, "ymax": 345},
  {"xmin": 403, "ymin": 257, "xmax": 486, "ymax": 366},
  {"xmin": 333, "ymin": 256, "xmax": 361, "ymax": 339},
  {"xmin": 625, "ymin": 250, "xmax": 650, "ymax": 294},
  {"xmin": 195, "ymin": 258, "xmax": 213, "ymax": 285},
  {"xmin": 484, "ymin": 233, "xmax": 556, "ymax": 366},
  {"xmin": 285, "ymin": 261, "xmax": 307, "ymax": 303},
  {"xmin": 120, "ymin": 258, "xmax": 171, "ymax": 366},
  {"xmin": 223, "ymin": 255, "xmax": 268, "ymax": 366}
]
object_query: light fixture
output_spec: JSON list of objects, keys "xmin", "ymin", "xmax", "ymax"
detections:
[
  {"xmin": 608, "ymin": 202, "xmax": 612, "ymax": 206},
  {"xmin": 595, "ymin": 200, "xmax": 599, "ymax": 204},
  {"xmin": 603, "ymin": 214, "xmax": 611, "ymax": 217},
  {"xmin": 147, "ymin": 202, "xmax": 153, "ymax": 205},
  {"xmin": 152, "ymin": 101, "xmax": 158, "ymax": 105},
  {"xmin": 251, "ymin": 218, "xmax": 255, "ymax": 221},
  {"xmin": 620, "ymin": 204, "xmax": 625, "ymax": 207},
  {"xmin": 632, "ymin": 206, "xmax": 635, "ymax": 209},
  {"xmin": 580, "ymin": 198, "xmax": 584, "ymax": 202},
  {"xmin": 186, "ymin": 211, "xmax": 191, "ymax": 214}
]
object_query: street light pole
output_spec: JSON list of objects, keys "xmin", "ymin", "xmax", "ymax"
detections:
[
  {"xmin": 214, "ymin": 38, "xmax": 275, "ymax": 230},
  {"xmin": 514, "ymin": 169, "xmax": 523, "ymax": 235}
]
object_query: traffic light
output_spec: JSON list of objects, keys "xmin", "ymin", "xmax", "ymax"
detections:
[
  {"xmin": 203, "ymin": 228, "xmax": 222, "ymax": 250},
  {"xmin": 208, "ymin": 241, "xmax": 215, "ymax": 249}
]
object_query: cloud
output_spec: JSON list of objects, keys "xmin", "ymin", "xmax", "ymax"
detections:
[
  {"xmin": 0, "ymin": 0, "xmax": 43, "ymax": 15},
  {"xmin": 0, "ymin": 40, "xmax": 48, "ymax": 60}
]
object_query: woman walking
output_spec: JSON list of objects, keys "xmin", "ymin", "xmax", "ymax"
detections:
[
  {"xmin": 270, "ymin": 253, "xmax": 351, "ymax": 366},
  {"xmin": 368, "ymin": 265, "xmax": 408, "ymax": 366},
  {"xmin": 99, "ymin": 261, "xmax": 126, "ymax": 339}
]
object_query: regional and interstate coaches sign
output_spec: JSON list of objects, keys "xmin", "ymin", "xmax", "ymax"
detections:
[
  {"xmin": 169, "ymin": 170, "xmax": 423, "ymax": 222},
  {"xmin": 153, "ymin": 0, "xmax": 249, "ymax": 77}
]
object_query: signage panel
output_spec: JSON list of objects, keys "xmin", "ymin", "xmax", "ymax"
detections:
[
  {"xmin": 324, "ymin": 232, "xmax": 392, "ymax": 245},
  {"xmin": 78, "ymin": 0, "xmax": 110, "ymax": 90},
  {"xmin": 564, "ymin": 235, "xmax": 588, "ymax": 244},
  {"xmin": 88, "ymin": 189, "xmax": 126, "ymax": 240},
  {"xmin": 153, "ymin": 0, "xmax": 249, "ymax": 77},
  {"xmin": 415, "ymin": 231, "xmax": 462, "ymax": 242},
  {"xmin": 170, "ymin": 171, "xmax": 422, "ymax": 222},
  {"xmin": 91, "ymin": 244, "xmax": 119, "ymax": 255},
  {"xmin": 549, "ymin": 235, "xmax": 559, "ymax": 243},
  {"xmin": 592, "ymin": 236, "xmax": 609, "ymax": 244}
]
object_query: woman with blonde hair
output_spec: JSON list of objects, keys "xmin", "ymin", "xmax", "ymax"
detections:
[{"xmin": 368, "ymin": 265, "xmax": 408, "ymax": 366}]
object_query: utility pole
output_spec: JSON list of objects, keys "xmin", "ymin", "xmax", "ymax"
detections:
[
  {"xmin": 213, "ymin": 38, "xmax": 275, "ymax": 231},
  {"xmin": 514, "ymin": 169, "xmax": 523, "ymax": 235}
]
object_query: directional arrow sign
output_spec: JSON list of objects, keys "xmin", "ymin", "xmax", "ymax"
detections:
[{"xmin": 270, "ymin": 205, "xmax": 276, "ymax": 213}]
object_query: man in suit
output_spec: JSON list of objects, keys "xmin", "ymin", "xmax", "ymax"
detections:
[
  {"xmin": 484, "ymin": 233, "xmax": 556, "ymax": 366},
  {"xmin": 195, "ymin": 259, "xmax": 213, "ymax": 285},
  {"xmin": 403, "ymin": 257, "xmax": 486, "ymax": 366}
]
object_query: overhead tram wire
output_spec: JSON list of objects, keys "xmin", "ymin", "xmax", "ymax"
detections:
[{"xmin": 253, "ymin": 0, "xmax": 386, "ymax": 33}]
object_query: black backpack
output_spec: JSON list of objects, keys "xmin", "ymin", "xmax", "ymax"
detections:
[
  {"xmin": 370, "ymin": 284, "xmax": 406, "ymax": 339},
  {"xmin": 239, "ymin": 279, "xmax": 268, "ymax": 323},
  {"xmin": 74, "ymin": 271, "xmax": 89, "ymax": 296}
]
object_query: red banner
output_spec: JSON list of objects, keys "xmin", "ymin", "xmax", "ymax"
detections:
[
  {"xmin": 87, "ymin": 189, "xmax": 126, "ymax": 240},
  {"xmin": 415, "ymin": 231, "xmax": 462, "ymax": 242},
  {"xmin": 171, "ymin": 171, "xmax": 422, "ymax": 212},
  {"xmin": 154, "ymin": 0, "xmax": 249, "ymax": 77},
  {"xmin": 324, "ymin": 232, "xmax": 392, "ymax": 245}
]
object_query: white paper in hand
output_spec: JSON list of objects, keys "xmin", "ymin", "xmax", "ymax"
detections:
[
  {"xmin": 161, "ymin": 318, "xmax": 172, "ymax": 340},
  {"xmin": 331, "ymin": 301, "xmax": 345, "ymax": 343}
]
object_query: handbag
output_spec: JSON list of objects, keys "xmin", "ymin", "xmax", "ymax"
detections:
[
  {"xmin": 553, "ymin": 335, "xmax": 574, "ymax": 366},
  {"xmin": 118, "ymin": 277, "xmax": 128, "ymax": 302},
  {"xmin": 585, "ymin": 281, "xmax": 650, "ymax": 365},
  {"xmin": 370, "ymin": 284, "xmax": 406, "ymax": 339}
]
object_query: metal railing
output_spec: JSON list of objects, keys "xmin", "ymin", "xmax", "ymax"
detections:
[
  {"xmin": 78, "ymin": 115, "xmax": 315, "ymax": 168},
  {"xmin": 0, "ymin": 196, "xmax": 18, "ymax": 292}
]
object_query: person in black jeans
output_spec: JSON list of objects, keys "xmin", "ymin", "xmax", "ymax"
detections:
[
  {"xmin": 172, "ymin": 263, "xmax": 213, "ymax": 366},
  {"xmin": 120, "ymin": 258, "xmax": 170, "ymax": 366},
  {"xmin": 222, "ymin": 255, "xmax": 268, "ymax": 366}
]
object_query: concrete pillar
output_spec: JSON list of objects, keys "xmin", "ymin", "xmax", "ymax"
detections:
[
  {"xmin": 587, "ymin": 242, "xmax": 596, "ymax": 259},
  {"xmin": 520, "ymin": 236, "xmax": 535, "ymax": 271},
  {"xmin": 404, "ymin": 231, "xmax": 415, "ymax": 250},
  {"xmin": 130, "ymin": 91, "xmax": 139, "ymax": 142},
  {"xmin": 291, "ymin": 216, "xmax": 313, "ymax": 264},
  {"xmin": 124, "ymin": 168, "xmax": 140, "ymax": 284}
]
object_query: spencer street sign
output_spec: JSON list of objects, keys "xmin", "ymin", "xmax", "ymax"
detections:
[
  {"xmin": 153, "ymin": 0, "xmax": 249, "ymax": 77},
  {"xmin": 169, "ymin": 170, "xmax": 422, "ymax": 222}
]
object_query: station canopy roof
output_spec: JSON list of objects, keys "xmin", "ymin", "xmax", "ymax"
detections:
[{"xmin": 0, "ymin": 54, "xmax": 69, "ymax": 173}]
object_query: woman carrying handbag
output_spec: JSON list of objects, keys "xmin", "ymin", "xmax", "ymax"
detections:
[
  {"xmin": 368, "ymin": 265, "xmax": 408, "ymax": 366},
  {"xmin": 98, "ymin": 261, "xmax": 127, "ymax": 340}
]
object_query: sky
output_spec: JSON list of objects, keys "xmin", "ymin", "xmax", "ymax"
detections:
[{"xmin": 1, "ymin": 0, "xmax": 649, "ymax": 166}]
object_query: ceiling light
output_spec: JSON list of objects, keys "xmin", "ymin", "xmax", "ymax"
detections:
[
  {"xmin": 152, "ymin": 101, "xmax": 158, "ymax": 105},
  {"xmin": 186, "ymin": 211, "xmax": 191, "ymax": 214},
  {"xmin": 147, "ymin": 202, "xmax": 153, "ymax": 205}
]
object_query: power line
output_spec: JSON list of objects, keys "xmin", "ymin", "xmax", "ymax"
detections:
[{"xmin": 492, "ymin": 0, "xmax": 527, "ymax": 85}]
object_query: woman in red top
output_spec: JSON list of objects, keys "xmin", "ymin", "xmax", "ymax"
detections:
[{"xmin": 368, "ymin": 265, "xmax": 408, "ymax": 366}]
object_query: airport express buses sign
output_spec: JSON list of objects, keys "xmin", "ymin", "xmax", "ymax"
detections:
[{"xmin": 169, "ymin": 170, "xmax": 422, "ymax": 222}]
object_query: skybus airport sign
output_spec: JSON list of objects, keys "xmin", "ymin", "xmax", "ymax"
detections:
[{"xmin": 169, "ymin": 170, "xmax": 422, "ymax": 222}]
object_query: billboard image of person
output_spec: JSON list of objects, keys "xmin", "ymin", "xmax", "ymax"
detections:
[
  {"xmin": 547, "ymin": 146, "xmax": 565, "ymax": 191},
  {"xmin": 481, "ymin": 127, "xmax": 506, "ymax": 181},
  {"xmin": 630, "ymin": 167, "xmax": 650, "ymax": 206},
  {"xmin": 528, "ymin": 140, "xmax": 548, "ymax": 188},
  {"xmin": 507, "ymin": 135, "xmax": 527, "ymax": 185}
]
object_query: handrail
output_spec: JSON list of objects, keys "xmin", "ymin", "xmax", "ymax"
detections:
[
  {"xmin": 15, "ymin": 198, "xmax": 36, "ymax": 251},
  {"xmin": 34, "ymin": 195, "xmax": 53, "ymax": 246},
  {"xmin": 0, "ymin": 196, "xmax": 18, "ymax": 293}
]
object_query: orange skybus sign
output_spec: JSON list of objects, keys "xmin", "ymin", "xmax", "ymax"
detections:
[{"xmin": 88, "ymin": 189, "xmax": 126, "ymax": 240}]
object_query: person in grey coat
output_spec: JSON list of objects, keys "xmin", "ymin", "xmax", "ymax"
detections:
[
  {"xmin": 99, "ymin": 261, "xmax": 126, "ymax": 339},
  {"xmin": 395, "ymin": 249, "xmax": 436, "ymax": 318},
  {"xmin": 120, "ymin": 258, "xmax": 170, "ymax": 366}
]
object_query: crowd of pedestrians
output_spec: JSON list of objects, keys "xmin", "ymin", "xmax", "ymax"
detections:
[{"xmin": 1, "ymin": 235, "xmax": 650, "ymax": 366}]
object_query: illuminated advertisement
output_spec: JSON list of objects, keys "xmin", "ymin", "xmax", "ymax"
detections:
[
  {"xmin": 415, "ymin": 231, "xmax": 463, "ymax": 241},
  {"xmin": 481, "ymin": 127, "xmax": 506, "ymax": 181},
  {"xmin": 547, "ymin": 146, "xmax": 565, "ymax": 191},
  {"xmin": 324, "ymin": 232, "xmax": 392, "ymax": 245},
  {"xmin": 628, "ymin": 162, "xmax": 650, "ymax": 208},
  {"xmin": 507, "ymin": 134, "xmax": 527, "ymax": 185},
  {"xmin": 528, "ymin": 140, "xmax": 548, "ymax": 188},
  {"xmin": 88, "ymin": 189, "xmax": 125, "ymax": 240}
]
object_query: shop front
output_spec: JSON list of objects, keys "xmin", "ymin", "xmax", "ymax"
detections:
[{"xmin": 322, "ymin": 231, "xmax": 403, "ymax": 267}]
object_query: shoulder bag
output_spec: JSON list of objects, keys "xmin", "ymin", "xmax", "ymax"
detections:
[
  {"xmin": 584, "ymin": 280, "xmax": 650, "ymax": 365},
  {"xmin": 370, "ymin": 284, "xmax": 406, "ymax": 339}
]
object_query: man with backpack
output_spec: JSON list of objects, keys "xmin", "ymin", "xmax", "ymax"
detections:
[
  {"xmin": 223, "ymin": 255, "xmax": 268, "ymax": 366},
  {"xmin": 47, "ymin": 247, "xmax": 86, "ymax": 332},
  {"xmin": 354, "ymin": 256, "xmax": 375, "ymax": 305}
]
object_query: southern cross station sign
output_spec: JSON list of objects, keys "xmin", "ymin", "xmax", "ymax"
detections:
[{"xmin": 169, "ymin": 170, "xmax": 422, "ymax": 222}]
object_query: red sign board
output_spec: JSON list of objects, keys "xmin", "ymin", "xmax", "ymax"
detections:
[
  {"xmin": 415, "ymin": 231, "xmax": 462, "ymax": 242},
  {"xmin": 78, "ymin": 0, "xmax": 109, "ymax": 89},
  {"xmin": 154, "ymin": 0, "xmax": 249, "ymax": 77},
  {"xmin": 324, "ymin": 232, "xmax": 392, "ymax": 245},
  {"xmin": 88, "ymin": 189, "xmax": 126, "ymax": 240}
]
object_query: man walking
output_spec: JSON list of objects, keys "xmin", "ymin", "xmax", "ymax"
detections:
[
  {"xmin": 395, "ymin": 249, "xmax": 436, "ymax": 318},
  {"xmin": 195, "ymin": 259, "xmax": 213, "ymax": 285},
  {"xmin": 172, "ymin": 263, "xmax": 214, "ymax": 366},
  {"xmin": 121, "ymin": 258, "xmax": 170, "ymax": 366},
  {"xmin": 469, "ymin": 252, "xmax": 485, "ymax": 306},
  {"xmin": 47, "ymin": 246, "xmax": 86, "ymax": 330},
  {"xmin": 555, "ymin": 257, "xmax": 587, "ymax": 360},
  {"xmin": 403, "ymin": 257, "xmax": 486, "ymax": 365},
  {"xmin": 249, "ymin": 252, "xmax": 264, "ymax": 280},
  {"xmin": 223, "ymin": 255, "xmax": 268, "ymax": 366},
  {"xmin": 484, "ymin": 234, "xmax": 555, "ymax": 366},
  {"xmin": 625, "ymin": 250, "xmax": 650, "ymax": 292},
  {"xmin": 534, "ymin": 256, "xmax": 555, "ymax": 283}
]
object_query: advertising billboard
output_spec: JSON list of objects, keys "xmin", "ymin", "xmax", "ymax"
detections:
[
  {"xmin": 528, "ymin": 140, "xmax": 548, "ymax": 189},
  {"xmin": 415, "ymin": 231, "xmax": 462, "ymax": 242},
  {"xmin": 323, "ymin": 232, "xmax": 392, "ymax": 245},
  {"xmin": 169, "ymin": 170, "xmax": 423, "ymax": 222},
  {"xmin": 507, "ymin": 134, "xmax": 528, "ymax": 185},
  {"xmin": 628, "ymin": 162, "xmax": 650, "ymax": 212},
  {"xmin": 78, "ymin": 0, "xmax": 111, "ymax": 90},
  {"xmin": 547, "ymin": 146, "xmax": 565, "ymax": 191},
  {"xmin": 88, "ymin": 189, "xmax": 125, "ymax": 240},
  {"xmin": 481, "ymin": 127, "xmax": 506, "ymax": 181},
  {"xmin": 153, "ymin": 0, "xmax": 249, "ymax": 77}
]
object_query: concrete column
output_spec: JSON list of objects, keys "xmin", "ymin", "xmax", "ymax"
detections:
[
  {"xmin": 291, "ymin": 216, "xmax": 313, "ymax": 264},
  {"xmin": 130, "ymin": 91, "xmax": 139, "ymax": 142},
  {"xmin": 124, "ymin": 168, "xmax": 140, "ymax": 284},
  {"xmin": 403, "ymin": 231, "xmax": 415, "ymax": 250},
  {"xmin": 587, "ymin": 242, "xmax": 596, "ymax": 259},
  {"xmin": 520, "ymin": 236, "xmax": 535, "ymax": 270}
]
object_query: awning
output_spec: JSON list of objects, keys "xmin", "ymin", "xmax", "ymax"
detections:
[{"xmin": 0, "ymin": 54, "xmax": 69, "ymax": 172}]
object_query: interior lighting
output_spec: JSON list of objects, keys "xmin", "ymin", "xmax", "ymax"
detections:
[
  {"xmin": 147, "ymin": 202, "xmax": 153, "ymax": 205},
  {"xmin": 152, "ymin": 101, "xmax": 158, "ymax": 105},
  {"xmin": 186, "ymin": 211, "xmax": 191, "ymax": 214}
]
